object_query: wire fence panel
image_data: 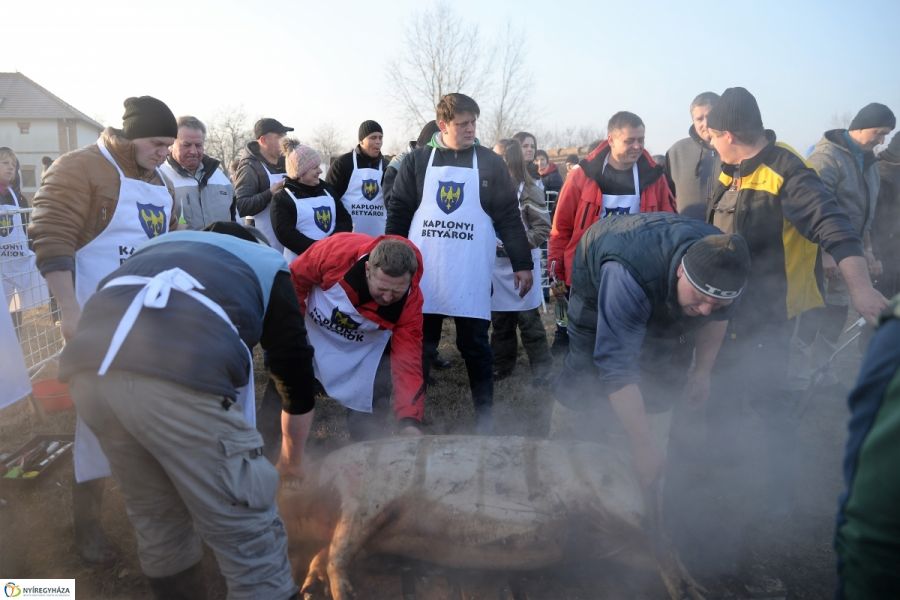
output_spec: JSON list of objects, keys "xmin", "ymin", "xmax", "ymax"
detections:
[{"xmin": 1, "ymin": 207, "xmax": 64, "ymax": 376}]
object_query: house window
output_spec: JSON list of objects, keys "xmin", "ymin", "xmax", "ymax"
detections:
[
  {"xmin": 21, "ymin": 166, "xmax": 36, "ymax": 188},
  {"xmin": 18, "ymin": 122, "xmax": 30, "ymax": 134}
]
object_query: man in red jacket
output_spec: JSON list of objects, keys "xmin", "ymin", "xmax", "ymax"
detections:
[
  {"xmin": 548, "ymin": 111, "xmax": 676, "ymax": 287},
  {"xmin": 290, "ymin": 233, "xmax": 425, "ymax": 438}
]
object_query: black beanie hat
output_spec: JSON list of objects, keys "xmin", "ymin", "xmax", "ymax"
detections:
[
  {"xmin": 203, "ymin": 221, "xmax": 270, "ymax": 246},
  {"xmin": 706, "ymin": 87, "xmax": 763, "ymax": 133},
  {"xmin": 415, "ymin": 120, "xmax": 440, "ymax": 148},
  {"xmin": 681, "ymin": 234, "xmax": 751, "ymax": 299},
  {"xmin": 849, "ymin": 103, "xmax": 896, "ymax": 131},
  {"xmin": 358, "ymin": 120, "xmax": 383, "ymax": 141},
  {"xmin": 121, "ymin": 96, "xmax": 177, "ymax": 140}
]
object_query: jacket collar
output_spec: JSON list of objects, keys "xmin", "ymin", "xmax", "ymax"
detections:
[
  {"xmin": 164, "ymin": 154, "xmax": 221, "ymax": 186},
  {"xmin": 582, "ymin": 140, "xmax": 664, "ymax": 189},
  {"xmin": 722, "ymin": 130, "xmax": 778, "ymax": 176},
  {"xmin": 245, "ymin": 140, "xmax": 284, "ymax": 171},
  {"xmin": 688, "ymin": 125, "xmax": 714, "ymax": 150},
  {"xmin": 342, "ymin": 256, "xmax": 407, "ymax": 323},
  {"xmin": 284, "ymin": 177, "xmax": 326, "ymax": 197},
  {"xmin": 103, "ymin": 128, "xmax": 158, "ymax": 181}
]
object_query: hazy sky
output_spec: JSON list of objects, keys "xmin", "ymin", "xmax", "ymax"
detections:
[{"xmin": 5, "ymin": 0, "xmax": 899, "ymax": 155}]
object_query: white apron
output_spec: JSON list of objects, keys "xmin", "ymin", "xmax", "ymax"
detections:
[
  {"xmin": 0, "ymin": 306, "xmax": 31, "ymax": 410},
  {"xmin": 492, "ymin": 182, "xmax": 542, "ymax": 311},
  {"xmin": 282, "ymin": 188, "xmax": 336, "ymax": 263},
  {"xmin": 341, "ymin": 151, "xmax": 386, "ymax": 236},
  {"xmin": 304, "ymin": 284, "xmax": 391, "ymax": 412},
  {"xmin": 97, "ymin": 267, "xmax": 255, "ymax": 421},
  {"xmin": 601, "ymin": 157, "xmax": 641, "ymax": 217},
  {"xmin": 74, "ymin": 137, "xmax": 173, "ymax": 483},
  {"xmin": 1, "ymin": 188, "xmax": 49, "ymax": 311},
  {"xmin": 255, "ymin": 163, "xmax": 286, "ymax": 255},
  {"xmin": 408, "ymin": 148, "xmax": 495, "ymax": 320}
]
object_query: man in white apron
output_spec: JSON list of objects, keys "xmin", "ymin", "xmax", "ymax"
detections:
[
  {"xmin": 291, "ymin": 233, "xmax": 426, "ymax": 440},
  {"xmin": 548, "ymin": 110, "xmax": 676, "ymax": 290},
  {"xmin": 234, "ymin": 118, "xmax": 293, "ymax": 254},
  {"xmin": 547, "ymin": 111, "xmax": 675, "ymax": 375},
  {"xmin": 58, "ymin": 225, "xmax": 316, "ymax": 600},
  {"xmin": 327, "ymin": 120, "xmax": 388, "ymax": 236},
  {"xmin": 385, "ymin": 93, "xmax": 534, "ymax": 434},
  {"xmin": 29, "ymin": 96, "xmax": 180, "ymax": 565}
]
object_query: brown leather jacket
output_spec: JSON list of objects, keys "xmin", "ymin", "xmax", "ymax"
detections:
[{"xmin": 29, "ymin": 128, "xmax": 176, "ymax": 274}]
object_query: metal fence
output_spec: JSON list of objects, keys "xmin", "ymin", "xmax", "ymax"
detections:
[
  {"xmin": 538, "ymin": 191, "xmax": 559, "ymax": 306},
  {"xmin": 1, "ymin": 207, "xmax": 64, "ymax": 377}
]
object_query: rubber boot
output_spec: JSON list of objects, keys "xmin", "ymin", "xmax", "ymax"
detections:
[
  {"xmin": 146, "ymin": 561, "xmax": 207, "ymax": 600},
  {"xmin": 72, "ymin": 478, "xmax": 118, "ymax": 565}
]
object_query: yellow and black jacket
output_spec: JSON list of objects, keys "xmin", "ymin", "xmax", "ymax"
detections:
[{"xmin": 707, "ymin": 131, "xmax": 863, "ymax": 326}]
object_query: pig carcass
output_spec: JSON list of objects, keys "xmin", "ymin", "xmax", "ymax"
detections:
[{"xmin": 278, "ymin": 435, "xmax": 702, "ymax": 600}]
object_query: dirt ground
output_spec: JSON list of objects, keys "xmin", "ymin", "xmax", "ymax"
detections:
[{"xmin": 0, "ymin": 312, "xmax": 862, "ymax": 599}]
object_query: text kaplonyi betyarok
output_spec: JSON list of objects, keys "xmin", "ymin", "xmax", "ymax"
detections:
[{"xmin": 420, "ymin": 219, "xmax": 476, "ymax": 240}]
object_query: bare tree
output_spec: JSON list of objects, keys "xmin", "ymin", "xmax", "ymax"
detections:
[
  {"xmin": 312, "ymin": 123, "xmax": 347, "ymax": 166},
  {"xmin": 387, "ymin": 1, "xmax": 490, "ymax": 131},
  {"xmin": 482, "ymin": 23, "xmax": 534, "ymax": 145},
  {"xmin": 830, "ymin": 111, "xmax": 854, "ymax": 129},
  {"xmin": 205, "ymin": 106, "xmax": 252, "ymax": 175},
  {"xmin": 537, "ymin": 126, "xmax": 605, "ymax": 151}
]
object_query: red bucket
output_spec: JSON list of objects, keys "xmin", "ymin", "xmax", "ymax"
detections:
[{"xmin": 31, "ymin": 379, "xmax": 74, "ymax": 413}]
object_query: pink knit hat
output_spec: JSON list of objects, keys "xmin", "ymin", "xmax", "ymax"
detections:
[{"xmin": 291, "ymin": 144, "xmax": 321, "ymax": 178}]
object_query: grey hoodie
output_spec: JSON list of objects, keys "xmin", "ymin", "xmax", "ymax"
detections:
[{"xmin": 665, "ymin": 125, "xmax": 720, "ymax": 221}]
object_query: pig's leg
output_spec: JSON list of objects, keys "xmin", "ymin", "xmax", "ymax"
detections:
[
  {"xmin": 638, "ymin": 483, "xmax": 705, "ymax": 600},
  {"xmin": 327, "ymin": 509, "xmax": 393, "ymax": 600},
  {"xmin": 300, "ymin": 548, "xmax": 329, "ymax": 598},
  {"xmin": 652, "ymin": 533, "xmax": 705, "ymax": 600}
]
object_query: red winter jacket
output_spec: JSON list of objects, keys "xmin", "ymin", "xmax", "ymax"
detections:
[
  {"xmin": 290, "ymin": 233, "xmax": 425, "ymax": 422},
  {"xmin": 548, "ymin": 142, "xmax": 676, "ymax": 285}
]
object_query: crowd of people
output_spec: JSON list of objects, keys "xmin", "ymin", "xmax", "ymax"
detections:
[{"xmin": 3, "ymin": 85, "xmax": 899, "ymax": 599}]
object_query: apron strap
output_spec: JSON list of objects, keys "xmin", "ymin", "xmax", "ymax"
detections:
[
  {"xmin": 631, "ymin": 161, "xmax": 640, "ymax": 196},
  {"xmin": 600, "ymin": 156, "xmax": 642, "ymax": 197},
  {"xmin": 426, "ymin": 145, "xmax": 479, "ymax": 169},
  {"xmin": 96, "ymin": 138, "xmax": 126, "ymax": 178},
  {"xmin": 97, "ymin": 268, "xmax": 238, "ymax": 375}
]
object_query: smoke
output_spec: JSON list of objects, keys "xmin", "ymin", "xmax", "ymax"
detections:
[{"xmin": 284, "ymin": 309, "xmax": 855, "ymax": 597}]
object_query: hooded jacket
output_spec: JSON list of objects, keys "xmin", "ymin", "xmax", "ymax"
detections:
[
  {"xmin": 29, "ymin": 128, "xmax": 176, "ymax": 275},
  {"xmin": 159, "ymin": 154, "xmax": 235, "ymax": 229},
  {"xmin": 665, "ymin": 125, "xmax": 721, "ymax": 221},
  {"xmin": 233, "ymin": 140, "xmax": 286, "ymax": 218},
  {"xmin": 290, "ymin": 233, "xmax": 426, "ymax": 423},
  {"xmin": 548, "ymin": 141, "xmax": 676, "ymax": 285},
  {"xmin": 808, "ymin": 130, "xmax": 880, "ymax": 239},
  {"xmin": 538, "ymin": 162, "xmax": 564, "ymax": 194}
]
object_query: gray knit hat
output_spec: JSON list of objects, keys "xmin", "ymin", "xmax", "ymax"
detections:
[
  {"xmin": 849, "ymin": 103, "xmax": 896, "ymax": 131},
  {"xmin": 706, "ymin": 87, "xmax": 763, "ymax": 133},
  {"xmin": 681, "ymin": 234, "xmax": 751, "ymax": 299}
]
